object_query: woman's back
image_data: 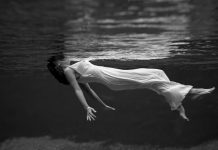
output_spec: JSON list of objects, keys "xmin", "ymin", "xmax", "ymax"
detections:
[{"xmin": 68, "ymin": 60, "xmax": 171, "ymax": 90}]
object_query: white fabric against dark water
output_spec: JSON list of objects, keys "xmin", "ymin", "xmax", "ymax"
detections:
[{"xmin": 68, "ymin": 60, "xmax": 192, "ymax": 110}]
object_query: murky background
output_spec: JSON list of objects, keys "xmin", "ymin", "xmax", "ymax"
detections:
[{"xmin": 0, "ymin": 0, "xmax": 218, "ymax": 147}]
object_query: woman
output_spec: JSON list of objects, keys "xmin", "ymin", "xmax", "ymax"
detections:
[{"xmin": 47, "ymin": 56, "xmax": 215, "ymax": 122}]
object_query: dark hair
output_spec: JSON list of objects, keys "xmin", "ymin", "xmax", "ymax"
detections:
[{"xmin": 47, "ymin": 55, "xmax": 70, "ymax": 85}]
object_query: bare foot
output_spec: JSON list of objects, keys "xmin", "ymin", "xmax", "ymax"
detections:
[
  {"xmin": 177, "ymin": 105, "xmax": 189, "ymax": 121},
  {"xmin": 191, "ymin": 87, "xmax": 215, "ymax": 100},
  {"xmin": 180, "ymin": 113, "xmax": 189, "ymax": 121}
]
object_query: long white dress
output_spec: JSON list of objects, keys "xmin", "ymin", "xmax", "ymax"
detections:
[{"xmin": 68, "ymin": 60, "xmax": 193, "ymax": 110}]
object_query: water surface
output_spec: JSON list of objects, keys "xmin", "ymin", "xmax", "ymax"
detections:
[{"xmin": 0, "ymin": 0, "xmax": 218, "ymax": 75}]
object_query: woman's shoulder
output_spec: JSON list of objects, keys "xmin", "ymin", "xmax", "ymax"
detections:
[
  {"xmin": 67, "ymin": 59, "xmax": 93, "ymax": 70},
  {"xmin": 82, "ymin": 59, "xmax": 91, "ymax": 62},
  {"xmin": 79, "ymin": 59, "xmax": 93, "ymax": 65},
  {"xmin": 74, "ymin": 59, "xmax": 90, "ymax": 63},
  {"xmin": 67, "ymin": 59, "xmax": 88, "ymax": 70}
]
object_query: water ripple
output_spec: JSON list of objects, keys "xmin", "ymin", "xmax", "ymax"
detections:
[{"xmin": 0, "ymin": 0, "xmax": 218, "ymax": 76}]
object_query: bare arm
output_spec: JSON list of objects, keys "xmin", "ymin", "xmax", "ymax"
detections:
[
  {"xmin": 80, "ymin": 83, "xmax": 115, "ymax": 110},
  {"xmin": 64, "ymin": 68, "xmax": 97, "ymax": 121}
]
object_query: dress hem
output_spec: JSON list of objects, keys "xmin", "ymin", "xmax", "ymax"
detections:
[{"xmin": 170, "ymin": 85, "xmax": 193, "ymax": 111}]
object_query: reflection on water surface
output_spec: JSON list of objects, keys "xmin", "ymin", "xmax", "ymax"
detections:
[{"xmin": 0, "ymin": 0, "xmax": 218, "ymax": 75}]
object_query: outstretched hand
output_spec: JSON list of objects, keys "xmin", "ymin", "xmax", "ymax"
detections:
[
  {"xmin": 86, "ymin": 106, "xmax": 97, "ymax": 121},
  {"xmin": 104, "ymin": 105, "xmax": 116, "ymax": 111}
]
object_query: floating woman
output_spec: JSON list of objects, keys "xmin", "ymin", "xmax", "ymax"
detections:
[{"xmin": 47, "ymin": 56, "xmax": 215, "ymax": 122}]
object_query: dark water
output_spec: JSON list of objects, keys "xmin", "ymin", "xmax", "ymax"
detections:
[{"xmin": 0, "ymin": 0, "xmax": 218, "ymax": 147}]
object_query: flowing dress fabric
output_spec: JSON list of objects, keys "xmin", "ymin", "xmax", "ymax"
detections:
[{"xmin": 68, "ymin": 60, "xmax": 193, "ymax": 110}]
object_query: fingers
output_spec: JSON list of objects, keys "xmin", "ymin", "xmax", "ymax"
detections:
[
  {"xmin": 90, "ymin": 110, "xmax": 96, "ymax": 118},
  {"xmin": 86, "ymin": 107, "xmax": 97, "ymax": 122},
  {"xmin": 87, "ymin": 114, "xmax": 95, "ymax": 121},
  {"xmin": 91, "ymin": 108, "xmax": 97, "ymax": 113},
  {"xmin": 87, "ymin": 115, "xmax": 92, "ymax": 121},
  {"xmin": 87, "ymin": 115, "xmax": 90, "ymax": 121},
  {"xmin": 89, "ymin": 114, "xmax": 95, "ymax": 121}
]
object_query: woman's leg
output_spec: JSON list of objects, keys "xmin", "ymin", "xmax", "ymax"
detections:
[
  {"xmin": 188, "ymin": 87, "xmax": 215, "ymax": 100},
  {"xmin": 176, "ymin": 87, "xmax": 215, "ymax": 121},
  {"xmin": 177, "ymin": 105, "xmax": 189, "ymax": 121}
]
